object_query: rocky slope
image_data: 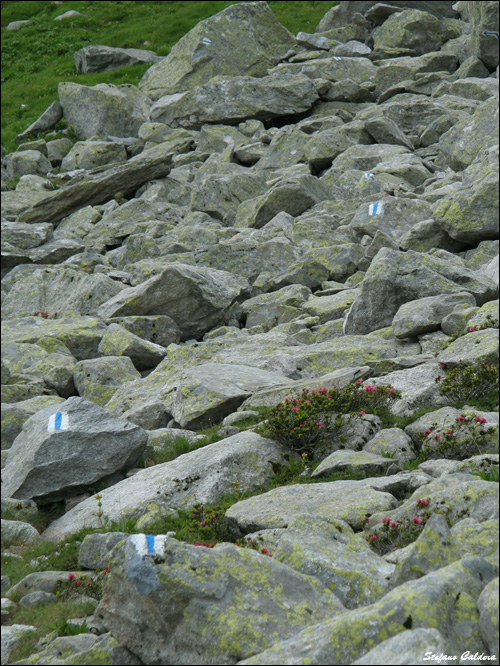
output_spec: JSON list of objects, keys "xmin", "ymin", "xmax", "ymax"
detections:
[{"xmin": 1, "ymin": 1, "xmax": 499, "ymax": 664}]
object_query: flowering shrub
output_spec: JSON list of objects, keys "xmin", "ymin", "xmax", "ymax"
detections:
[
  {"xmin": 417, "ymin": 413, "xmax": 495, "ymax": 460},
  {"xmin": 32, "ymin": 311, "xmax": 58, "ymax": 319},
  {"xmin": 436, "ymin": 361, "xmax": 499, "ymax": 406},
  {"xmin": 55, "ymin": 567, "xmax": 109, "ymax": 601},
  {"xmin": 257, "ymin": 383, "xmax": 401, "ymax": 455},
  {"xmin": 366, "ymin": 500, "xmax": 431, "ymax": 554}
]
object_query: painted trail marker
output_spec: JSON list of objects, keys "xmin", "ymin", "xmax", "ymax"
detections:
[
  {"xmin": 47, "ymin": 412, "xmax": 69, "ymax": 432},
  {"xmin": 483, "ymin": 30, "xmax": 499, "ymax": 39},
  {"xmin": 129, "ymin": 534, "xmax": 169, "ymax": 558},
  {"xmin": 201, "ymin": 37, "xmax": 212, "ymax": 45},
  {"xmin": 369, "ymin": 201, "xmax": 384, "ymax": 216}
]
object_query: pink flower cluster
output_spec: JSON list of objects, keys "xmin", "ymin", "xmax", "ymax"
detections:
[
  {"xmin": 416, "ymin": 499, "xmax": 429, "ymax": 506},
  {"xmin": 475, "ymin": 416, "xmax": 487, "ymax": 423},
  {"xmin": 382, "ymin": 518, "xmax": 397, "ymax": 529},
  {"xmin": 260, "ymin": 548, "xmax": 273, "ymax": 557},
  {"xmin": 194, "ymin": 542, "xmax": 215, "ymax": 548}
]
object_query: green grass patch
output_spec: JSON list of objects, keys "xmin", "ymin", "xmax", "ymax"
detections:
[
  {"xmin": 1, "ymin": 1, "xmax": 339, "ymax": 150},
  {"xmin": 5, "ymin": 599, "xmax": 95, "ymax": 664}
]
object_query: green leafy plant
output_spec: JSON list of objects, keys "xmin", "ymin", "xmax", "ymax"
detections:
[
  {"xmin": 366, "ymin": 500, "xmax": 432, "ymax": 554},
  {"xmin": 54, "ymin": 568, "xmax": 109, "ymax": 602},
  {"xmin": 49, "ymin": 619, "xmax": 89, "ymax": 637},
  {"xmin": 257, "ymin": 383, "xmax": 401, "ymax": 456},
  {"xmin": 436, "ymin": 361, "xmax": 499, "ymax": 407},
  {"xmin": 474, "ymin": 465, "xmax": 499, "ymax": 483},
  {"xmin": 417, "ymin": 413, "xmax": 496, "ymax": 461}
]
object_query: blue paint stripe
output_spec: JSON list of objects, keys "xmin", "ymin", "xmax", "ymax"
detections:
[
  {"xmin": 146, "ymin": 534, "xmax": 155, "ymax": 554},
  {"xmin": 372, "ymin": 202, "xmax": 378, "ymax": 216},
  {"xmin": 55, "ymin": 412, "xmax": 62, "ymax": 430}
]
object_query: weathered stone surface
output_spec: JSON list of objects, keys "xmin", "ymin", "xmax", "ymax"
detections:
[
  {"xmin": 1, "ymin": 221, "xmax": 53, "ymax": 251},
  {"xmin": 106, "ymin": 315, "xmax": 181, "ymax": 347},
  {"xmin": 150, "ymin": 73, "xmax": 320, "ymax": 130},
  {"xmin": 1, "ymin": 395, "xmax": 65, "ymax": 450},
  {"xmin": 363, "ymin": 428, "xmax": 416, "ymax": 465},
  {"xmin": 98, "ymin": 324, "xmax": 168, "ymax": 370},
  {"xmin": 477, "ymin": 577, "xmax": 499, "ymax": 656},
  {"xmin": 392, "ymin": 292, "xmax": 477, "ymax": 338},
  {"xmin": 1, "ymin": 397, "xmax": 148, "ymax": 501},
  {"xmin": 239, "ymin": 557, "xmax": 496, "ymax": 665},
  {"xmin": 42, "ymin": 432, "xmax": 292, "ymax": 541},
  {"xmin": 97, "ymin": 263, "xmax": 247, "ymax": 340},
  {"xmin": 226, "ymin": 480, "xmax": 398, "ymax": 537},
  {"xmin": 1, "ymin": 625, "xmax": 38, "ymax": 666},
  {"xmin": 61, "ymin": 141, "xmax": 127, "ymax": 171},
  {"xmin": 73, "ymin": 356, "xmax": 141, "ymax": 407},
  {"xmin": 1, "ymin": 267, "xmax": 125, "ymax": 320},
  {"xmin": 372, "ymin": 9, "xmax": 460, "ymax": 57},
  {"xmin": 78, "ymin": 532, "xmax": 129, "ymax": 570},
  {"xmin": 351, "ymin": 628, "xmax": 458, "ymax": 665},
  {"xmin": 139, "ymin": 1, "xmax": 295, "ymax": 100},
  {"xmin": 96, "ymin": 534, "xmax": 344, "ymax": 666},
  {"xmin": 438, "ymin": 329, "xmax": 499, "ymax": 367},
  {"xmin": 74, "ymin": 45, "xmax": 163, "ymax": 74},
  {"xmin": 1, "ymin": 519, "xmax": 40, "ymax": 548},
  {"xmin": 312, "ymin": 449, "xmax": 394, "ymax": 479},
  {"xmin": 14, "ymin": 101, "xmax": 62, "ymax": 144},
  {"xmin": 58, "ymin": 82, "xmax": 151, "ymax": 140},
  {"xmin": 344, "ymin": 248, "xmax": 496, "ymax": 335},
  {"xmin": 438, "ymin": 97, "xmax": 499, "ymax": 171},
  {"xmin": 17, "ymin": 137, "xmax": 194, "ymax": 224},
  {"xmin": 8, "ymin": 150, "xmax": 52, "ymax": 180}
]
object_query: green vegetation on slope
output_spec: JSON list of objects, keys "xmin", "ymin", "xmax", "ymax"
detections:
[{"xmin": 1, "ymin": 0, "xmax": 339, "ymax": 150}]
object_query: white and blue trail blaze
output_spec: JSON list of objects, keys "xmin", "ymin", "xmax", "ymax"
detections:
[
  {"xmin": 47, "ymin": 412, "xmax": 69, "ymax": 432},
  {"xmin": 369, "ymin": 201, "xmax": 384, "ymax": 216},
  {"xmin": 129, "ymin": 534, "xmax": 169, "ymax": 558}
]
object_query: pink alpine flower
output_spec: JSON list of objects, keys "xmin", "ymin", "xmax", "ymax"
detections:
[
  {"xmin": 412, "ymin": 517, "xmax": 421, "ymax": 525},
  {"xmin": 424, "ymin": 429, "xmax": 431, "ymax": 436},
  {"xmin": 359, "ymin": 411, "xmax": 366, "ymax": 416},
  {"xmin": 369, "ymin": 535, "xmax": 377, "ymax": 542}
]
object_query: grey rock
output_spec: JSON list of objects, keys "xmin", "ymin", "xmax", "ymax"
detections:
[
  {"xmin": 351, "ymin": 628, "xmax": 457, "ymax": 665},
  {"xmin": 1, "ymin": 625, "xmax": 37, "ymax": 666},
  {"xmin": 438, "ymin": 329, "xmax": 499, "ymax": 367},
  {"xmin": 1, "ymin": 397, "xmax": 148, "ymax": 501},
  {"xmin": 96, "ymin": 535, "xmax": 344, "ymax": 666},
  {"xmin": 17, "ymin": 137, "xmax": 194, "ymax": 224},
  {"xmin": 1, "ymin": 519, "xmax": 39, "ymax": 548},
  {"xmin": 14, "ymin": 101, "xmax": 62, "ymax": 144},
  {"xmin": 149, "ymin": 73, "xmax": 320, "ymax": 130},
  {"xmin": 73, "ymin": 356, "xmax": 141, "ymax": 407},
  {"xmin": 8, "ymin": 150, "xmax": 52, "ymax": 180},
  {"xmin": 363, "ymin": 428, "xmax": 416, "ymax": 466},
  {"xmin": 78, "ymin": 532, "xmax": 129, "ymax": 569},
  {"xmin": 344, "ymin": 248, "xmax": 496, "ymax": 335},
  {"xmin": 18, "ymin": 590, "xmax": 56, "ymax": 607},
  {"xmin": 1, "ymin": 220, "xmax": 53, "ymax": 250},
  {"xmin": 392, "ymin": 292, "xmax": 477, "ymax": 338},
  {"xmin": 98, "ymin": 324, "xmax": 168, "ymax": 370},
  {"xmin": 61, "ymin": 141, "xmax": 127, "ymax": 171},
  {"xmin": 97, "ymin": 263, "xmax": 247, "ymax": 341},
  {"xmin": 312, "ymin": 449, "xmax": 394, "ymax": 479},
  {"xmin": 477, "ymin": 577, "xmax": 499, "ymax": 655},
  {"xmin": 226, "ymin": 479, "xmax": 398, "ymax": 537},
  {"xmin": 59, "ymin": 82, "xmax": 151, "ymax": 140},
  {"xmin": 74, "ymin": 45, "xmax": 163, "ymax": 74},
  {"xmin": 239, "ymin": 557, "xmax": 496, "ymax": 665},
  {"xmin": 365, "ymin": 116, "xmax": 415, "ymax": 150},
  {"xmin": 42, "ymin": 431, "xmax": 292, "ymax": 541}
]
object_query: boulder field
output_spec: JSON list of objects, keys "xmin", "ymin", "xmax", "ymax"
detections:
[{"xmin": 1, "ymin": 1, "xmax": 499, "ymax": 665}]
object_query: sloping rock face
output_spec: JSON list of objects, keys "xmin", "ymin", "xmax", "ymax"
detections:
[{"xmin": 1, "ymin": 1, "xmax": 499, "ymax": 665}]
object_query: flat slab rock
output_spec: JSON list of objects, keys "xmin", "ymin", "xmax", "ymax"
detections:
[
  {"xmin": 225, "ymin": 480, "xmax": 399, "ymax": 537},
  {"xmin": 42, "ymin": 431, "xmax": 291, "ymax": 542}
]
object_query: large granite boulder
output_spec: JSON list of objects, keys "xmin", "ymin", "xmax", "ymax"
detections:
[
  {"xmin": 139, "ymin": 1, "xmax": 295, "ymax": 100},
  {"xmin": 95, "ymin": 534, "xmax": 345, "ymax": 665},
  {"xmin": 149, "ymin": 73, "xmax": 320, "ymax": 130},
  {"xmin": 97, "ymin": 263, "xmax": 248, "ymax": 340},
  {"xmin": 1, "ymin": 397, "xmax": 148, "ymax": 501},
  {"xmin": 58, "ymin": 82, "xmax": 151, "ymax": 140}
]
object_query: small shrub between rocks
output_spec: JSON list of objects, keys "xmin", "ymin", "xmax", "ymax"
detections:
[
  {"xmin": 418, "ymin": 413, "xmax": 496, "ymax": 460},
  {"xmin": 257, "ymin": 383, "xmax": 400, "ymax": 456},
  {"xmin": 366, "ymin": 499, "xmax": 432, "ymax": 555},
  {"xmin": 54, "ymin": 569, "xmax": 109, "ymax": 602},
  {"xmin": 436, "ymin": 361, "xmax": 499, "ymax": 407}
]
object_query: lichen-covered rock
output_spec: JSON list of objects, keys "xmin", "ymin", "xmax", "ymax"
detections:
[
  {"xmin": 362, "ymin": 428, "xmax": 416, "ymax": 466},
  {"xmin": 8, "ymin": 150, "xmax": 52, "ymax": 180},
  {"xmin": 351, "ymin": 628, "xmax": 459, "ymax": 665},
  {"xmin": 226, "ymin": 480, "xmax": 398, "ymax": 537},
  {"xmin": 74, "ymin": 44, "xmax": 163, "ymax": 74},
  {"xmin": 97, "ymin": 263, "xmax": 247, "ymax": 340},
  {"xmin": 451, "ymin": 518, "xmax": 499, "ymax": 560},
  {"xmin": 238, "ymin": 557, "xmax": 497, "ymax": 665},
  {"xmin": 97, "ymin": 324, "xmax": 168, "ymax": 370},
  {"xmin": 1, "ymin": 519, "xmax": 39, "ymax": 548},
  {"xmin": 1, "ymin": 395, "xmax": 65, "ymax": 449},
  {"xmin": 392, "ymin": 292, "xmax": 477, "ymax": 338},
  {"xmin": 78, "ymin": 532, "xmax": 129, "ymax": 570},
  {"xmin": 61, "ymin": 140, "xmax": 127, "ymax": 171},
  {"xmin": 73, "ymin": 355, "xmax": 141, "ymax": 406},
  {"xmin": 150, "ymin": 73, "xmax": 320, "ymax": 130},
  {"xmin": 42, "ymin": 432, "xmax": 291, "ymax": 542},
  {"xmin": 58, "ymin": 82, "xmax": 151, "ymax": 139},
  {"xmin": 477, "ymin": 577, "xmax": 499, "ymax": 656},
  {"xmin": 1, "ymin": 397, "xmax": 148, "ymax": 501},
  {"xmin": 312, "ymin": 449, "xmax": 394, "ymax": 479},
  {"xmin": 139, "ymin": 1, "xmax": 295, "ymax": 100},
  {"xmin": 438, "ymin": 329, "xmax": 499, "ymax": 367},
  {"xmin": 96, "ymin": 534, "xmax": 345, "ymax": 666}
]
